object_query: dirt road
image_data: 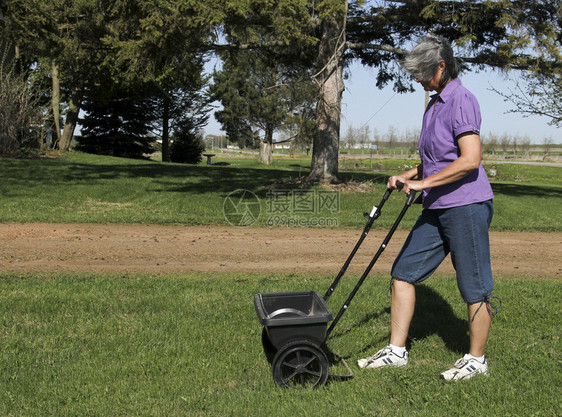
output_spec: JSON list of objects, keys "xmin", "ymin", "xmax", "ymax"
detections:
[{"xmin": 0, "ymin": 223, "xmax": 559, "ymax": 279}]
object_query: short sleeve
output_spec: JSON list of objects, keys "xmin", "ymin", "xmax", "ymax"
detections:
[{"xmin": 452, "ymin": 91, "xmax": 481, "ymax": 138}]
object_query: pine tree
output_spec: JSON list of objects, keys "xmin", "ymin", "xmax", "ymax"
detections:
[
  {"xmin": 76, "ymin": 89, "xmax": 156, "ymax": 159},
  {"xmin": 169, "ymin": 122, "xmax": 206, "ymax": 164},
  {"xmin": 211, "ymin": 34, "xmax": 316, "ymax": 164}
]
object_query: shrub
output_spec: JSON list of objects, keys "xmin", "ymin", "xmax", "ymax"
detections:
[
  {"xmin": 169, "ymin": 128, "xmax": 205, "ymax": 164},
  {"xmin": 0, "ymin": 50, "xmax": 43, "ymax": 156}
]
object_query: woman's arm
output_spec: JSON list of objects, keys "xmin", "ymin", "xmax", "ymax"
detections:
[{"xmin": 399, "ymin": 132, "xmax": 482, "ymax": 195}]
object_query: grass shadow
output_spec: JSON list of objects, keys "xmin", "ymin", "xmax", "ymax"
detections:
[
  {"xmin": 348, "ymin": 284, "xmax": 469, "ymax": 356},
  {"xmin": 408, "ymin": 284, "xmax": 469, "ymax": 354},
  {"xmin": 491, "ymin": 182, "xmax": 562, "ymax": 198},
  {"xmin": 0, "ymin": 156, "xmax": 311, "ymax": 196}
]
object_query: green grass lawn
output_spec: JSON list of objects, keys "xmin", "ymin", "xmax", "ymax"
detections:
[
  {"xmin": 0, "ymin": 272, "xmax": 560, "ymax": 416},
  {"xmin": 0, "ymin": 152, "xmax": 560, "ymax": 415},
  {"xmin": 0, "ymin": 151, "xmax": 561, "ymax": 231}
]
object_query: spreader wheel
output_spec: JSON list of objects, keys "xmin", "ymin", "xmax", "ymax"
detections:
[{"xmin": 272, "ymin": 340, "xmax": 329, "ymax": 389}]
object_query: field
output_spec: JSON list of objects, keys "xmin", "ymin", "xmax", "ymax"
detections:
[
  {"xmin": 1, "ymin": 272, "xmax": 560, "ymax": 416},
  {"xmin": 1, "ymin": 151, "xmax": 561, "ymax": 231},
  {"xmin": 0, "ymin": 151, "xmax": 561, "ymax": 416}
]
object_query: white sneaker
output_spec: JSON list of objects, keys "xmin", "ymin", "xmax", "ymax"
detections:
[
  {"xmin": 440, "ymin": 354, "xmax": 489, "ymax": 381},
  {"xmin": 357, "ymin": 346, "xmax": 409, "ymax": 369}
]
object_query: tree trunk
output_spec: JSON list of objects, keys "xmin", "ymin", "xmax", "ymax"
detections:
[
  {"xmin": 162, "ymin": 96, "xmax": 170, "ymax": 162},
  {"xmin": 308, "ymin": 14, "xmax": 346, "ymax": 184},
  {"xmin": 259, "ymin": 126, "xmax": 273, "ymax": 164},
  {"xmin": 59, "ymin": 85, "xmax": 83, "ymax": 151},
  {"xmin": 51, "ymin": 61, "xmax": 62, "ymax": 147}
]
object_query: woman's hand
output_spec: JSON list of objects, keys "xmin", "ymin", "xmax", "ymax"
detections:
[
  {"xmin": 387, "ymin": 164, "xmax": 423, "ymax": 194},
  {"xmin": 387, "ymin": 175, "xmax": 407, "ymax": 190},
  {"xmin": 400, "ymin": 179, "xmax": 425, "ymax": 196}
]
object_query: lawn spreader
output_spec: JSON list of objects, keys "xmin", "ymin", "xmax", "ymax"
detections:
[{"xmin": 254, "ymin": 183, "xmax": 417, "ymax": 389}]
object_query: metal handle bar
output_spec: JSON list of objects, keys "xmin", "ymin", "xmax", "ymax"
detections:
[
  {"xmin": 324, "ymin": 187, "xmax": 417, "ymax": 339},
  {"xmin": 396, "ymin": 181, "xmax": 418, "ymax": 206},
  {"xmin": 323, "ymin": 182, "xmax": 414, "ymax": 302},
  {"xmin": 323, "ymin": 185, "xmax": 394, "ymax": 301}
]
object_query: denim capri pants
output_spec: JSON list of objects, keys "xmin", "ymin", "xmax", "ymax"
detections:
[{"xmin": 391, "ymin": 200, "xmax": 494, "ymax": 304}]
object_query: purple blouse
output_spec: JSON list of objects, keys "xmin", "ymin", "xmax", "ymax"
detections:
[{"xmin": 419, "ymin": 78, "xmax": 494, "ymax": 209}]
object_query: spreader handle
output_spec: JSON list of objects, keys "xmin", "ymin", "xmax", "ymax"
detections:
[
  {"xmin": 394, "ymin": 181, "xmax": 417, "ymax": 206},
  {"xmin": 325, "ymin": 181, "xmax": 417, "ymax": 302},
  {"xmin": 325, "ymin": 182, "xmax": 418, "ymax": 337}
]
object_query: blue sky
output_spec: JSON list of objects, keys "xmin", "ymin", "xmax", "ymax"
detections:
[
  {"xmin": 205, "ymin": 61, "xmax": 560, "ymax": 145},
  {"xmin": 340, "ymin": 62, "xmax": 560, "ymax": 144}
]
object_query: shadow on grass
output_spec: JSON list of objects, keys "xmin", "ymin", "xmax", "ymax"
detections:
[
  {"xmin": 491, "ymin": 182, "xmax": 562, "ymax": 198},
  {"xmin": 3, "ymin": 155, "xmax": 558, "ymax": 200},
  {"xmin": 345, "ymin": 285, "xmax": 469, "ymax": 356},
  {"xmin": 1, "ymin": 156, "xmax": 398, "ymax": 200},
  {"xmin": 0, "ymin": 157, "xmax": 312, "ymax": 197},
  {"xmin": 409, "ymin": 285, "xmax": 469, "ymax": 354}
]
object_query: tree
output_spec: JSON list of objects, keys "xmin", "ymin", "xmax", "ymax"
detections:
[
  {"xmin": 359, "ymin": 125, "xmax": 371, "ymax": 152},
  {"xmin": 344, "ymin": 125, "xmax": 357, "ymax": 151},
  {"xmin": 3, "ymin": 0, "xmax": 560, "ymax": 177},
  {"xmin": 0, "ymin": 47, "xmax": 43, "ymax": 155},
  {"xmin": 500, "ymin": 134, "xmax": 511, "ymax": 157},
  {"xmin": 170, "ymin": 125, "xmax": 206, "ymax": 164},
  {"xmin": 214, "ymin": 0, "xmax": 560, "ymax": 182},
  {"xmin": 338, "ymin": 0, "xmax": 560, "ymax": 181},
  {"xmin": 0, "ymin": 0, "xmax": 109, "ymax": 151},
  {"xmin": 542, "ymin": 136, "xmax": 554, "ymax": 159},
  {"xmin": 372, "ymin": 126, "xmax": 381, "ymax": 154},
  {"xmin": 482, "ymin": 133, "xmax": 498, "ymax": 156},
  {"xmin": 489, "ymin": 0, "xmax": 561, "ymax": 127},
  {"xmin": 211, "ymin": 25, "xmax": 317, "ymax": 164},
  {"xmin": 98, "ymin": 0, "xmax": 212, "ymax": 162},
  {"xmin": 403, "ymin": 127, "xmax": 420, "ymax": 158},
  {"xmin": 76, "ymin": 88, "xmax": 157, "ymax": 158},
  {"xmin": 520, "ymin": 135, "xmax": 531, "ymax": 158},
  {"xmin": 282, "ymin": 109, "xmax": 315, "ymax": 153},
  {"xmin": 211, "ymin": 53, "xmax": 280, "ymax": 164},
  {"xmin": 307, "ymin": 3, "xmax": 348, "ymax": 182},
  {"xmin": 385, "ymin": 125, "xmax": 398, "ymax": 153},
  {"xmin": 491, "ymin": 73, "xmax": 562, "ymax": 128},
  {"xmin": 1, "ymin": 0, "xmax": 212, "ymax": 156}
]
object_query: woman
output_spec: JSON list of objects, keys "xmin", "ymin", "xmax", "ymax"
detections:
[{"xmin": 357, "ymin": 35, "xmax": 498, "ymax": 381}]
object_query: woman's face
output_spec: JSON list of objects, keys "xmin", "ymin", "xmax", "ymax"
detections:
[{"xmin": 416, "ymin": 60, "xmax": 446, "ymax": 92}]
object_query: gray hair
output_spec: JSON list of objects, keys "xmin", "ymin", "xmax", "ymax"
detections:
[{"xmin": 402, "ymin": 35, "xmax": 459, "ymax": 88}]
